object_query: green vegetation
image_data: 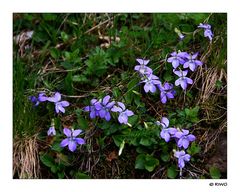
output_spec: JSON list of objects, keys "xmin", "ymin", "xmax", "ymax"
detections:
[{"xmin": 13, "ymin": 13, "xmax": 227, "ymax": 179}]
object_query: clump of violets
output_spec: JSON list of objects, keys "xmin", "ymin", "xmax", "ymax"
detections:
[
  {"xmin": 157, "ymin": 82, "xmax": 176, "ymax": 104},
  {"xmin": 157, "ymin": 117, "xmax": 196, "ymax": 169},
  {"xmin": 173, "ymin": 70, "xmax": 193, "ymax": 90},
  {"xmin": 84, "ymin": 96, "xmax": 134, "ymax": 125},
  {"xmin": 84, "ymin": 95, "xmax": 115, "ymax": 121},
  {"xmin": 60, "ymin": 128, "xmax": 85, "ymax": 152},
  {"xmin": 111, "ymin": 102, "xmax": 134, "ymax": 124},
  {"xmin": 29, "ymin": 22, "xmax": 211, "ymax": 171},
  {"xmin": 29, "ymin": 92, "xmax": 70, "ymax": 113},
  {"xmin": 167, "ymin": 51, "xmax": 188, "ymax": 69},
  {"xmin": 83, "ymin": 98, "xmax": 101, "ymax": 119},
  {"xmin": 166, "ymin": 49, "xmax": 203, "ymax": 91},
  {"xmin": 134, "ymin": 58, "xmax": 171, "ymax": 105},
  {"xmin": 133, "ymin": 58, "xmax": 179, "ymax": 104},
  {"xmin": 97, "ymin": 95, "xmax": 115, "ymax": 121},
  {"xmin": 198, "ymin": 23, "xmax": 213, "ymax": 41}
]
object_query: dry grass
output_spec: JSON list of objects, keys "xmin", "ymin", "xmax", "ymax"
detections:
[
  {"xmin": 199, "ymin": 119, "xmax": 227, "ymax": 153},
  {"xmin": 13, "ymin": 134, "xmax": 40, "ymax": 179},
  {"xmin": 191, "ymin": 54, "xmax": 227, "ymax": 175},
  {"xmin": 196, "ymin": 67, "xmax": 227, "ymax": 105}
]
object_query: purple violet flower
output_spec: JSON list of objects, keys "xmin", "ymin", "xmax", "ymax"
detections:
[
  {"xmin": 174, "ymin": 150, "xmax": 191, "ymax": 169},
  {"xmin": 134, "ymin": 58, "xmax": 153, "ymax": 75},
  {"xmin": 84, "ymin": 98, "xmax": 101, "ymax": 119},
  {"xmin": 158, "ymin": 117, "xmax": 169, "ymax": 128},
  {"xmin": 157, "ymin": 117, "xmax": 178, "ymax": 142},
  {"xmin": 198, "ymin": 23, "xmax": 211, "ymax": 30},
  {"xmin": 38, "ymin": 93, "xmax": 49, "ymax": 102},
  {"xmin": 60, "ymin": 128, "xmax": 85, "ymax": 152},
  {"xmin": 198, "ymin": 23, "xmax": 213, "ymax": 41},
  {"xmin": 98, "ymin": 95, "xmax": 115, "ymax": 121},
  {"xmin": 157, "ymin": 82, "xmax": 176, "ymax": 104},
  {"xmin": 47, "ymin": 126, "xmax": 56, "ymax": 136},
  {"xmin": 174, "ymin": 129, "xmax": 196, "ymax": 149},
  {"xmin": 55, "ymin": 101, "xmax": 70, "ymax": 113},
  {"xmin": 111, "ymin": 102, "xmax": 134, "ymax": 124},
  {"xmin": 167, "ymin": 51, "xmax": 188, "ymax": 68},
  {"xmin": 183, "ymin": 52, "xmax": 203, "ymax": 71},
  {"xmin": 173, "ymin": 70, "xmax": 193, "ymax": 90},
  {"xmin": 160, "ymin": 127, "xmax": 178, "ymax": 142},
  {"xmin": 47, "ymin": 92, "xmax": 61, "ymax": 102},
  {"xmin": 47, "ymin": 92, "xmax": 70, "ymax": 113},
  {"xmin": 141, "ymin": 74, "xmax": 161, "ymax": 93},
  {"xmin": 29, "ymin": 96, "xmax": 40, "ymax": 106},
  {"xmin": 29, "ymin": 92, "xmax": 50, "ymax": 106}
]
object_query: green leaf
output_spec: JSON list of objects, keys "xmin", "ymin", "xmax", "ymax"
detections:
[
  {"xmin": 50, "ymin": 165, "xmax": 58, "ymax": 174},
  {"xmin": 128, "ymin": 78, "xmax": 139, "ymax": 90},
  {"xmin": 51, "ymin": 142, "xmax": 63, "ymax": 152},
  {"xmin": 61, "ymin": 31, "xmax": 69, "ymax": 42},
  {"xmin": 144, "ymin": 154, "xmax": 159, "ymax": 172},
  {"xmin": 135, "ymin": 154, "xmax": 159, "ymax": 172},
  {"xmin": 209, "ymin": 167, "xmax": 221, "ymax": 179},
  {"xmin": 135, "ymin": 154, "xmax": 146, "ymax": 170},
  {"xmin": 60, "ymin": 61, "xmax": 73, "ymax": 69},
  {"xmin": 57, "ymin": 153, "xmax": 70, "ymax": 166},
  {"xmin": 136, "ymin": 146, "xmax": 147, "ymax": 154},
  {"xmin": 77, "ymin": 115, "xmax": 88, "ymax": 130},
  {"xmin": 163, "ymin": 72, "xmax": 173, "ymax": 81},
  {"xmin": 134, "ymin": 95, "xmax": 144, "ymax": 107},
  {"xmin": 187, "ymin": 142, "xmax": 201, "ymax": 155},
  {"xmin": 112, "ymin": 135, "xmax": 124, "ymax": 147},
  {"xmin": 167, "ymin": 165, "xmax": 178, "ymax": 179},
  {"xmin": 40, "ymin": 153, "xmax": 55, "ymax": 168},
  {"xmin": 50, "ymin": 48, "xmax": 60, "ymax": 59},
  {"xmin": 54, "ymin": 117, "xmax": 61, "ymax": 130},
  {"xmin": 42, "ymin": 13, "xmax": 57, "ymax": 21},
  {"xmin": 73, "ymin": 172, "xmax": 91, "ymax": 179},
  {"xmin": 64, "ymin": 72, "xmax": 73, "ymax": 94},
  {"xmin": 112, "ymin": 87, "xmax": 121, "ymax": 98},
  {"xmin": 57, "ymin": 172, "xmax": 65, "ymax": 179},
  {"xmin": 140, "ymin": 137, "xmax": 152, "ymax": 146},
  {"xmin": 125, "ymin": 78, "xmax": 139, "ymax": 104},
  {"xmin": 185, "ymin": 106, "xmax": 200, "ymax": 123},
  {"xmin": 127, "ymin": 115, "xmax": 138, "ymax": 126},
  {"xmin": 64, "ymin": 51, "xmax": 71, "ymax": 60},
  {"xmin": 215, "ymin": 80, "xmax": 223, "ymax": 89},
  {"xmin": 160, "ymin": 153, "xmax": 170, "ymax": 162},
  {"xmin": 85, "ymin": 47, "xmax": 110, "ymax": 77},
  {"xmin": 132, "ymin": 90, "xmax": 141, "ymax": 95},
  {"xmin": 71, "ymin": 48, "xmax": 80, "ymax": 58},
  {"xmin": 72, "ymin": 75, "xmax": 89, "ymax": 83}
]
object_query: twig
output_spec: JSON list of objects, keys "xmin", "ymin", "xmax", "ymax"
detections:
[{"xmin": 84, "ymin": 14, "xmax": 120, "ymax": 34}]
